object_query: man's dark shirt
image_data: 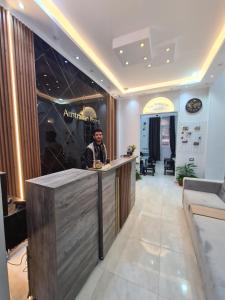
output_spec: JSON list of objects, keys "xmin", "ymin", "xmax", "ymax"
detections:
[{"xmin": 85, "ymin": 142, "xmax": 106, "ymax": 168}]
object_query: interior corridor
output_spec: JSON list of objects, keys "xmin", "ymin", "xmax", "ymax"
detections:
[{"xmin": 76, "ymin": 164, "xmax": 205, "ymax": 300}]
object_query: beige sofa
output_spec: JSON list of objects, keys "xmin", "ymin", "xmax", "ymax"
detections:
[{"xmin": 183, "ymin": 178, "xmax": 225, "ymax": 300}]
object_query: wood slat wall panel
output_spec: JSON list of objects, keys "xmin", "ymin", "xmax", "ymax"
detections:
[
  {"xmin": 0, "ymin": 7, "xmax": 18, "ymax": 197},
  {"xmin": 12, "ymin": 16, "xmax": 41, "ymax": 186},
  {"xmin": 0, "ymin": 7, "xmax": 41, "ymax": 199},
  {"xmin": 106, "ymin": 95, "xmax": 117, "ymax": 161}
]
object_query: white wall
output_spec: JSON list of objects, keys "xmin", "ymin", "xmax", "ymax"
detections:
[
  {"xmin": 0, "ymin": 184, "xmax": 10, "ymax": 300},
  {"xmin": 205, "ymin": 71, "xmax": 225, "ymax": 180},
  {"xmin": 117, "ymin": 88, "xmax": 209, "ymax": 177}
]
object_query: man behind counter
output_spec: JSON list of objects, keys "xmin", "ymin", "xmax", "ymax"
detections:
[{"xmin": 85, "ymin": 128, "xmax": 109, "ymax": 168}]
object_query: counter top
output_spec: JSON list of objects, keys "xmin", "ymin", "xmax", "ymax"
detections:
[
  {"xmin": 27, "ymin": 168, "xmax": 96, "ymax": 188},
  {"xmin": 89, "ymin": 156, "xmax": 137, "ymax": 172}
]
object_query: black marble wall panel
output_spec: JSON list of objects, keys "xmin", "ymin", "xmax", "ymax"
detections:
[{"xmin": 34, "ymin": 35, "xmax": 108, "ymax": 174}]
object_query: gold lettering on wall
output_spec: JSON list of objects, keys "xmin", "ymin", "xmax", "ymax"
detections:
[{"xmin": 63, "ymin": 108, "xmax": 100, "ymax": 123}]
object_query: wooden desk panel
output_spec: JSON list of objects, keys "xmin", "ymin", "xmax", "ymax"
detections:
[{"xmin": 26, "ymin": 169, "xmax": 99, "ymax": 300}]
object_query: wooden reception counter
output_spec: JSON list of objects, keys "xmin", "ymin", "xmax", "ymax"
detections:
[
  {"xmin": 91, "ymin": 156, "xmax": 136, "ymax": 258},
  {"xmin": 26, "ymin": 156, "xmax": 136, "ymax": 300}
]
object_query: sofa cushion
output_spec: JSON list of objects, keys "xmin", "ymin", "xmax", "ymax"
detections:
[
  {"xmin": 219, "ymin": 181, "xmax": 225, "ymax": 202},
  {"xmin": 193, "ymin": 215, "xmax": 225, "ymax": 300},
  {"xmin": 183, "ymin": 190, "xmax": 225, "ymax": 210}
]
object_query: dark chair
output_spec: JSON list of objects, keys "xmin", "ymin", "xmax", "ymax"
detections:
[
  {"xmin": 164, "ymin": 158, "xmax": 175, "ymax": 175},
  {"xmin": 145, "ymin": 157, "xmax": 156, "ymax": 176}
]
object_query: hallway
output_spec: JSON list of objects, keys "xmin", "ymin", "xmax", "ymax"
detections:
[{"xmin": 76, "ymin": 166, "xmax": 205, "ymax": 300}]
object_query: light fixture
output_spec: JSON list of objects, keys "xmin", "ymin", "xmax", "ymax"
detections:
[
  {"xmin": 43, "ymin": 74, "xmax": 47, "ymax": 77},
  {"xmin": 140, "ymin": 43, "xmax": 144, "ymax": 48},
  {"xmin": 210, "ymin": 74, "xmax": 214, "ymax": 78},
  {"xmin": 101, "ymin": 79, "xmax": 103, "ymax": 82},
  {"xmin": 65, "ymin": 60, "xmax": 68, "ymax": 63},
  {"xmin": 147, "ymin": 64, "xmax": 151, "ymax": 68},
  {"xmin": 119, "ymin": 50, "xmax": 123, "ymax": 54},
  {"xmin": 166, "ymin": 59, "xmax": 170, "ymax": 64},
  {"xmin": 76, "ymin": 56, "xmax": 79, "ymax": 60},
  {"xmin": 45, "ymin": 83, "xmax": 49, "ymax": 86},
  {"xmin": 18, "ymin": 2, "xmax": 24, "ymax": 10},
  {"xmin": 56, "ymin": 80, "xmax": 59, "ymax": 83},
  {"xmin": 57, "ymin": 86, "xmax": 60, "ymax": 88},
  {"xmin": 91, "ymin": 81, "xmax": 94, "ymax": 84},
  {"xmin": 48, "ymin": 88, "xmax": 51, "ymax": 91},
  {"xmin": 166, "ymin": 47, "xmax": 170, "ymax": 52},
  {"xmin": 125, "ymin": 61, "xmax": 129, "ymax": 65},
  {"xmin": 7, "ymin": 11, "xmax": 24, "ymax": 199},
  {"xmin": 144, "ymin": 57, "xmax": 148, "ymax": 61}
]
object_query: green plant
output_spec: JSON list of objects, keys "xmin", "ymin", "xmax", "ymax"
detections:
[
  {"xmin": 176, "ymin": 163, "xmax": 197, "ymax": 186},
  {"xmin": 136, "ymin": 170, "xmax": 142, "ymax": 181}
]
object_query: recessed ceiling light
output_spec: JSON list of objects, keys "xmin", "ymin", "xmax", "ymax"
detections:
[
  {"xmin": 166, "ymin": 48, "xmax": 170, "ymax": 52},
  {"xmin": 65, "ymin": 60, "xmax": 68, "ymax": 63},
  {"xmin": 76, "ymin": 56, "xmax": 79, "ymax": 60},
  {"xmin": 147, "ymin": 64, "xmax": 151, "ymax": 68},
  {"xmin": 119, "ymin": 50, "xmax": 123, "ymax": 54},
  {"xmin": 140, "ymin": 43, "xmax": 144, "ymax": 48},
  {"xmin": 45, "ymin": 83, "xmax": 49, "ymax": 86},
  {"xmin": 43, "ymin": 74, "xmax": 47, "ymax": 77},
  {"xmin": 91, "ymin": 81, "xmax": 94, "ymax": 84},
  {"xmin": 57, "ymin": 86, "xmax": 60, "ymax": 89},
  {"xmin": 144, "ymin": 57, "xmax": 148, "ymax": 61},
  {"xmin": 166, "ymin": 59, "xmax": 170, "ymax": 64},
  {"xmin": 18, "ymin": 2, "xmax": 24, "ymax": 10},
  {"xmin": 210, "ymin": 74, "xmax": 214, "ymax": 78},
  {"xmin": 56, "ymin": 80, "xmax": 59, "ymax": 83},
  {"xmin": 101, "ymin": 79, "xmax": 103, "ymax": 82},
  {"xmin": 48, "ymin": 88, "xmax": 51, "ymax": 91},
  {"xmin": 125, "ymin": 61, "xmax": 129, "ymax": 65}
]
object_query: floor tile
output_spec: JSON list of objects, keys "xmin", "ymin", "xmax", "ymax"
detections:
[
  {"xmin": 91, "ymin": 271, "xmax": 158, "ymax": 300},
  {"xmin": 106, "ymin": 238, "xmax": 160, "ymax": 293}
]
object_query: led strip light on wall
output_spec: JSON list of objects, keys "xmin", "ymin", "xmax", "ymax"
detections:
[
  {"xmin": 34, "ymin": 0, "xmax": 225, "ymax": 95},
  {"xmin": 7, "ymin": 11, "xmax": 24, "ymax": 200}
]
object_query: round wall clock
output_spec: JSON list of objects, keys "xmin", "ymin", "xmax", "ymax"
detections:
[{"xmin": 185, "ymin": 98, "xmax": 202, "ymax": 113}]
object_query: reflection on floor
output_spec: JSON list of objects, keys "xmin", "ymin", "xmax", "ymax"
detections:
[
  {"xmin": 7, "ymin": 240, "xmax": 28, "ymax": 300},
  {"xmin": 76, "ymin": 164, "xmax": 205, "ymax": 300},
  {"xmin": 6, "ymin": 163, "xmax": 205, "ymax": 300}
]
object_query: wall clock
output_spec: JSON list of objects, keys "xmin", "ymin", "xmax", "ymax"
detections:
[{"xmin": 185, "ymin": 98, "xmax": 202, "ymax": 113}]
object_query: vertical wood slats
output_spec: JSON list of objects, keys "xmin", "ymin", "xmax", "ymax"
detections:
[
  {"xmin": 117, "ymin": 162, "xmax": 132, "ymax": 228},
  {"xmin": 106, "ymin": 95, "xmax": 117, "ymax": 161},
  {"xmin": 0, "ymin": 7, "xmax": 41, "ymax": 199},
  {"xmin": 0, "ymin": 7, "xmax": 19, "ymax": 197}
]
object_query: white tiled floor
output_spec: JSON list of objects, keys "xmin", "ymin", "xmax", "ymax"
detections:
[
  {"xmin": 7, "ymin": 163, "xmax": 205, "ymax": 300},
  {"xmin": 76, "ymin": 163, "xmax": 205, "ymax": 300}
]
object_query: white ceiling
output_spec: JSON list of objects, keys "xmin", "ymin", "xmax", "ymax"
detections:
[{"xmin": 1, "ymin": 0, "xmax": 225, "ymax": 98}]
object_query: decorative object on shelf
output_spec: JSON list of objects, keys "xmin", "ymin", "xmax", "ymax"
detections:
[
  {"xmin": 194, "ymin": 126, "xmax": 201, "ymax": 131},
  {"xmin": 193, "ymin": 142, "xmax": 199, "ymax": 146},
  {"xmin": 183, "ymin": 126, "xmax": 189, "ymax": 131},
  {"xmin": 185, "ymin": 98, "xmax": 202, "ymax": 113},
  {"xmin": 176, "ymin": 163, "xmax": 197, "ymax": 186},
  {"xmin": 127, "ymin": 144, "xmax": 136, "ymax": 156}
]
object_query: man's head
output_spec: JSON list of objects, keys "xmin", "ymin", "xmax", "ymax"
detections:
[{"xmin": 93, "ymin": 128, "xmax": 103, "ymax": 144}]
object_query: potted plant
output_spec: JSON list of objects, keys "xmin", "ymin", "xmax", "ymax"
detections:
[{"xmin": 176, "ymin": 163, "xmax": 197, "ymax": 186}]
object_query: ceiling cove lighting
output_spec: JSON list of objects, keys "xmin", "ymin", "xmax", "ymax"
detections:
[
  {"xmin": 7, "ymin": 11, "xmax": 24, "ymax": 199},
  {"xmin": 35, "ymin": 0, "xmax": 225, "ymax": 94}
]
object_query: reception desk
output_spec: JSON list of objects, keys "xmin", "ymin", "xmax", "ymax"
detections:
[
  {"xmin": 92, "ymin": 156, "xmax": 136, "ymax": 258},
  {"xmin": 26, "ymin": 157, "xmax": 136, "ymax": 300}
]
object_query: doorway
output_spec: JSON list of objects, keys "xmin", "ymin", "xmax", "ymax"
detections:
[{"xmin": 140, "ymin": 112, "xmax": 177, "ymax": 175}]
